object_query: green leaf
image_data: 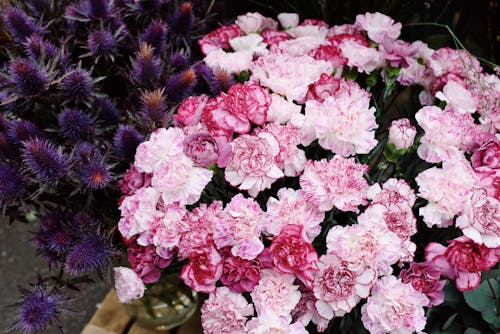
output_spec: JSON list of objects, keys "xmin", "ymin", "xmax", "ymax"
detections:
[
  {"xmin": 442, "ymin": 313, "xmax": 458, "ymax": 330},
  {"xmin": 463, "ymin": 279, "xmax": 499, "ymax": 313},
  {"xmin": 481, "ymin": 309, "xmax": 500, "ymax": 328},
  {"xmin": 464, "ymin": 329, "xmax": 481, "ymax": 334},
  {"xmin": 443, "ymin": 281, "xmax": 461, "ymax": 306},
  {"xmin": 482, "ymin": 269, "xmax": 500, "ymax": 281}
]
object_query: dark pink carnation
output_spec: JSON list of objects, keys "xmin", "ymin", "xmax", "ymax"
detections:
[
  {"xmin": 399, "ymin": 262, "xmax": 446, "ymax": 306},
  {"xmin": 180, "ymin": 244, "xmax": 223, "ymax": 293},
  {"xmin": 220, "ymin": 248, "xmax": 262, "ymax": 293},
  {"xmin": 303, "ymin": 73, "xmax": 340, "ymax": 103},
  {"xmin": 174, "ymin": 94, "xmax": 209, "ymax": 127},
  {"xmin": 201, "ymin": 95, "xmax": 234, "ymax": 139},
  {"xmin": 126, "ymin": 240, "xmax": 171, "ymax": 284},
  {"xmin": 308, "ymin": 44, "xmax": 345, "ymax": 68},
  {"xmin": 300, "ymin": 19, "xmax": 329, "ymax": 28},
  {"xmin": 118, "ymin": 165, "xmax": 152, "ymax": 196},
  {"xmin": 197, "ymin": 24, "xmax": 242, "ymax": 55},
  {"xmin": 328, "ymin": 33, "xmax": 368, "ymax": 48},
  {"xmin": 472, "ymin": 138, "xmax": 500, "ymax": 172},
  {"xmin": 269, "ymin": 224, "xmax": 318, "ymax": 288},
  {"xmin": 225, "ymin": 82, "xmax": 271, "ymax": 131},
  {"xmin": 261, "ymin": 30, "xmax": 291, "ymax": 46}
]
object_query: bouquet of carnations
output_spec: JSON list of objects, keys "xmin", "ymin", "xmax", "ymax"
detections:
[{"xmin": 114, "ymin": 10, "xmax": 500, "ymax": 334}]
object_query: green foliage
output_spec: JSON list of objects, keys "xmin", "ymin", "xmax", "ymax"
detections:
[{"xmin": 464, "ymin": 279, "xmax": 500, "ymax": 329}]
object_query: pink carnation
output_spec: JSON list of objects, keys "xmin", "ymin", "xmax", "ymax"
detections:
[
  {"xmin": 314, "ymin": 254, "xmax": 376, "ymax": 320},
  {"xmin": 368, "ymin": 178, "xmax": 416, "ymax": 207},
  {"xmin": 435, "ymin": 80, "xmax": 478, "ymax": 114},
  {"xmin": 428, "ymin": 47, "xmax": 482, "ymax": 78},
  {"xmin": 361, "ymin": 276, "xmax": 428, "ymax": 334},
  {"xmin": 204, "ymin": 49, "xmax": 253, "ymax": 74},
  {"xmin": 379, "ymin": 39, "xmax": 418, "ymax": 68},
  {"xmin": 303, "ymin": 73, "xmax": 340, "ymax": 103},
  {"xmin": 126, "ymin": 241, "xmax": 171, "ymax": 284},
  {"xmin": 197, "ymin": 24, "xmax": 242, "ymax": 55},
  {"xmin": 355, "ymin": 12, "xmax": 402, "ymax": 43},
  {"xmin": 266, "ymin": 93, "xmax": 302, "ymax": 124},
  {"xmin": 151, "ymin": 154, "xmax": 212, "ymax": 206},
  {"xmin": 180, "ymin": 243, "xmax": 223, "ymax": 293},
  {"xmin": 388, "ymin": 118, "xmax": 417, "ymax": 150},
  {"xmin": 304, "ymin": 79, "xmax": 378, "ymax": 156},
  {"xmin": 246, "ymin": 312, "xmax": 308, "ymax": 334},
  {"xmin": 220, "ymin": 248, "xmax": 262, "ymax": 293},
  {"xmin": 201, "ymin": 287, "xmax": 254, "ymax": 334},
  {"xmin": 426, "ymin": 237, "xmax": 500, "ymax": 291},
  {"xmin": 308, "ymin": 44, "xmax": 345, "ymax": 68},
  {"xmin": 269, "ymin": 224, "xmax": 319, "ymax": 288},
  {"xmin": 118, "ymin": 165, "xmax": 152, "ymax": 196},
  {"xmin": 225, "ymin": 82, "xmax": 271, "ymax": 131},
  {"xmin": 225, "ymin": 133, "xmax": 284, "ymax": 197},
  {"xmin": 183, "ymin": 132, "xmax": 219, "ymax": 167},
  {"xmin": 264, "ymin": 188, "xmax": 324, "ymax": 241},
  {"xmin": 416, "ymin": 155, "xmax": 477, "ymax": 227},
  {"xmin": 114, "ymin": 267, "xmax": 145, "ymax": 303},
  {"xmin": 139, "ymin": 204, "xmax": 185, "ymax": 251},
  {"xmin": 261, "ymin": 30, "xmax": 291, "ymax": 46},
  {"xmin": 174, "ymin": 94, "xmax": 209, "ymax": 127},
  {"xmin": 214, "ymin": 194, "xmax": 264, "ymax": 260},
  {"xmin": 300, "ymin": 156, "xmax": 369, "ymax": 212},
  {"xmin": 292, "ymin": 284, "xmax": 330, "ymax": 332},
  {"xmin": 472, "ymin": 138, "xmax": 500, "ymax": 199},
  {"xmin": 250, "ymin": 269, "xmax": 301, "ymax": 318},
  {"xmin": 277, "ymin": 34, "xmax": 327, "ymax": 57},
  {"xmin": 399, "ymin": 262, "xmax": 446, "ymax": 306},
  {"xmin": 277, "ymin": 13, "xmax": 299, "ymax": 28},
  {"xmin": 118, "ymin": 187, "xmax": 160, "ymax": 239},
  {"xmin": 228, "ymin": 34, "xmax": 268, "ymax": 56},
  {"xmin": 134, "ymin": 128, "xmax": 185, "ymax": 173},
  {"xmin": 235, "ymin": 12, "xmax": 278, "ymax": 34},
  {"xmin": 340, "ymin": 40, "xmax": 385, "ymax": 74}
]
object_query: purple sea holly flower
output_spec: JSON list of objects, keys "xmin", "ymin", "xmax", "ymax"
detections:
[
  {"xmin": 58, "ymin": 108, "xmax": 94, "ymax": 141},
  {"xmin": 2, "ymin": 7, "xmax": 41, "ymax": 43},
  {"xmin": 22, "ymin": 138, "xmax": 68, "ymax": 182},
  {"xmin": 65, "ymin": 234, "xmax": 112, "ymax": 275},
  {"xmin": 114, "ymin": 125, "xmax": 144, "ymax": 162},
  {"xmin": 9, "ymin": 58, "xmax": 50, "ymax": 96},
  {"xmin": 141, "ymin": 21, "xmax": 168, "ymax": 53},
  {"xmin": 59, "ymin": 69, "xmax": 94, "ymax": 103}
]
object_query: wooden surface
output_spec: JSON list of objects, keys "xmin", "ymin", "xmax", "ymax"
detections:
[{"xmin": 81, "ymin": 290, "xmax": 202, "ymax": 334}]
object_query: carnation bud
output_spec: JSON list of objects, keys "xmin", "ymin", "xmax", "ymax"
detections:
[
  {"xmin": 59, "ymin": 69, "xmax": 94, "ymax": 103},
  {"xmin": 9, "ymin": 58, "xmax": 50, "ymax": 96},
  {"xmin": 22, "ymin": 138, "xmax": 68, "ymax": 182},
  {"xmin": 141, "ymin": 20, "xmax": 168, "ymax": 54},
  {"xmin": 132, "ymin": 43, "xmax": 162, "ymax": 87},
  {"xmin": 140, "ymin": 89, "xmax": 168, "ymax": 128},
  {"xmin": 2, "ymin": 7, "xmax": 41, "ymax": 43},
  {"xmin": 114, "ymin": 125, "xmax": 144, "ymax": 162},
  {"xmin": 388, "ymin": 118, "xmax": 417, "ymax": 150},
  {"xmin": 58, "ymin": 108, "xmax": 94, "ymax": 141},
  {"xmin": 170, "ymin": 2, "xmax": 194, "ymax": 37},
  {"xmin": 165, "ymin": 69, "xmax": 197, "ymax": 103},
  {"xmin": 87, "ymin": 30, "xmax": 118, "ymax": 59},
  {"xmin": 65, "ymin": 234, "xmax": 112, "ymax": 275}
]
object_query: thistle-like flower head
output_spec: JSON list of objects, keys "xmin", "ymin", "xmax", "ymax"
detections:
[
  {"xmin": 141, "ymin": 20, "xmax": 168, "ymax": 54},
  {"xmin": 0, "ymin": 164, "xmax": 25, "ymax": 205},
  {"xmin": 65, "ymin": 234, "xmax": 112, "ymax": 275},
  {"xmin": 87, "ymin": 30, "xmax": 118, "ymax": 59},
  {"xmin": 165, "ymin": 68, "xmax": 197, "ymax": 102},
  {"xmin": 114, "ymin": 125, "xmax": 143, "ymax": 162},
  {"xmin": 22, "ymin": 138, "xmax": 68, "ymax": 183},
  {"xmin": 9, "ymin": 58, "xmax": 50, "ymax": 96},
  {"xmin": 59, "ymin": 69, "xmax": 94, "ymax": 103},
  {"xmin": 2, "ymin": 7, "xmax": 41, "ymax": 43},
  {"xmin": 58, "ymin": 108, "xmax": 94, "ymax": 141}
]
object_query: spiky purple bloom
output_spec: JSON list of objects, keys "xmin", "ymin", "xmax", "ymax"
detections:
[
  {"xmin": 22, "ymin": 138, "xmax": 67, "ymax": 182},
  {"xmin": 46, "ymin": 227, "xmax": 76, "ymax": 254},
  {"xmin": 169, "ymin": 53, "xmax": 190, "ymax": 72},
  {"xmin": 87, "ymin": 30, "xmax": 117, "ymax": 58},
  {"xmin": 65, "ymin": 234, "xmax": 111, "ymax": 275},
  {"xmin": 58, "ymin": 108, "xmax": 94, "ymax": 141},
  {"xmin": 2, "ymin": 7, "xmax": 41, "ymax": 42},
  {"xmin": 72, "ymin": 142, "xmax": 103, "ymax": 163},
  {"xmin": 140, "ymin": 89, "xmax": 168, "ymax": 127},
  {"xmin": 213, "ymin": 68, "xmax": 236, "ymax": 93},
  {"xmin": 165, "ymin": 69, "xmax": 197, "ymax": 102},
  {"xmin": 60, "ymin": 69, "xmax": 94, "ymax": 103},
  {"xmin": 0, "ymin": 164, "xmax": 25, "ymax": 204},
  {"xmin": 9, "ymin": 58, "xmax": 49, "ymax": 96},
  {"xmin": 12, "ymin": 285, "xmax": 64, "ymax": 334},
  {"xmin": 39, "ymin": 211, "xmax": 68, "ymax": 231},
  {"xmin": 23, "ymin": 35, "xmax": 58, "ymax": 62},
  {"xmin": 169, "ymin": 2, "xmax": 194, "ymax": 37},
  {"xmin": 114, "ymin": 125, "xmax": 143, "ymax": 162},
  {"xmin": 73, "ymin": 211, "xmax": 99, "ymax": 232},
  {"xmin": 79, "ymin": 159, "xmax": 111, "ymax": 189},
  {"xmin": 7, "ymin": 120, "xmax": 41, "ymax": 145},
  {"xmin": 93, "ymin": 96, "xmax": 120, "ymax": 125},
  {"xmin": 85, "ymin": 0, "xmax": 110, "ymax": 18},
  {"xmin": 132, "ymin": 43, "xmax": 161, "ymax": 87},
  {"xmin": 141, "ymin": 21, "xmax": 168, "ymax": 53},
  {"xmin": 193, "ymin": 62, "xmax": 221, "ymax": 95}
]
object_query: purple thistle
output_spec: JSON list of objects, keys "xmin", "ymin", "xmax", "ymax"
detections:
[
  {"xmin": 131, "ymin": 43, "xmax": 161, "ymax": 87},
  {"xmin": 141, "ymin": 21, "xmax": 168, "ymax": 54},
  {"xmin": 169, "ymin": 2, "xmax": 194, "ymax": 37},
  {"xmin": 85, "ymin": 0, "xmax": 110, "ymax": 18},
  {"xmin": 2, "ymin": 7, "xmax": 41, "ymax": 43},
  {"xmin": 46, "ymin": 227, "xmax": 76, "ymax": 254},
  {"xmin": 22, "ymin": 138, "xmax": 68, "ymax": 182},
  {"xmin": 65, "ymin": 234, "xmax": 112, "ymax": 275},
  {"xmin": 168, "ymin": 53, "xmax": 190, "ymax": 72},
  {"xmin": 193, "ymin": 62, "xmax": 221, "ymax": 95},
  {"xmin": 23, "ymin": 35, "xmax": 58, "ymax": 62},
  {"xmin": 11, "ymin": 285, "xmax": 64, "ymax": 334},
  {"xmin": 0, "ymin": 164, "xmax": 25, "ymax": 204},
  {"xmin": 39, "ymin": 211, "xmax": 67, "ymax": 232},
  {"xmin": 114, "ymin": 125, "xmax": 143, "ymax": 162},
  {"xmin": 79, "ymin": 159, "xmax": 111, "ymax": 189},
  {"xmin": 72, "ymin": 142, "xmax": 103, "ymax": 163},
  {"xmin": 213, "ymin": 68, "xmax": 236, "ymax": 93},
  {"xmin": 92, "ymin": 96, "xmax": 120, "ymax": 125},
  {"xmin": 140, "ymin": 89, "xmax": 168, "ymax": 128},
  {"xmin": 73, "ymin": 211, "xmax": 99, "ymax": 233},
  {"xmin": 165, "ymin": 68, "xmax": 197, "ymax": 103},
  {"xmin": 87, "ymin": 30, "xmax": 117, "ymax": 58},
  {"xmin": 59, "ymin": 69, "xmax": 94, "ymax": 103},
  {"xmin": 7, "ymin": 120, "xmax": 41, "ymax": 145},
  {"xmin": 9, "ymin": 58, "xmax": 50, "ymax": 96},
  {"xmin": 58, "ymin": 108, "xmax": 94, "ymax": 141}
]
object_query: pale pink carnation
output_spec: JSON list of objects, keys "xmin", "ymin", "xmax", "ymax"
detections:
[
  {"xmin": 214, "ymin": 194, "xmax": 264, "ymax": 260},
  {"xmin": 266, "ymin": 93, "xmax": 302, "ymax": 124},
  {"xmin": 277, "ymin": 13, "xmax": 299, "ymax": 29},
  {"xmin": 225, "ymin": 132, "xmax": 284, "ymax": 197},
  {"xmin": 304, "ymin": 80, "xmax": 378, "ymax": 156},
  {"xmin": 340, "ymin": 39, "xmax": 385, "ymax": 74},
  {"xmin": 250, "ymin": 269, "xmax": 301, "ymax": 318},
  {"xmin": 151, "ymin": 154, "xmax": 212, "ymax": 205},
  {"xmin": 435, "ymin": 80, "xmax": 478, "ymax": 114},
  {"xmin": 300, "ymin": 156, "xmax": 369, "ymax": 212},
  {"xmin": 368, "ymin": 177, "xmax": 416, "ymax": 207},
  {"xmin": 399, "ymin": 262, "xmax": 446, "ymax": 306},
  {"xmin": 361, "ymin": 275, "xmax": 428, "ymax": 334},
  {"xmin": 415, "ymin": 106, "xmax": 481, "ymax": 163},
  {"xmin": 229, "ymin": 34, "xmax": 268, "ymax": 56},
  {"xmin": 264, "ymin": 188, "xmax": 324, "ymax": 241},
  {"xmin": 183, "ymin": 132, "xmax": 219, "ymax": 167},
  {"xmin": 134, "ymin": 128, "xmax": 185, "ymax": 173},
  {"xmin": 355, "ymin": 12, "xmax": 401, "ymax": 43},
  {"xmin": 174, "ymin": 94, "xmax": 209, "ymax": 127},
  {"xmin": 204, "ymin": 49, "xmax": 253, "ymax": 74},
  {"xmin": 250, "ymin": 48, "xmax": 333, "ymax": 102},
  {"xmin": 118, "ymin": 187, "xmax": 161, "ymax": 239},
  {"xmin": 328, "ymin": 24, "xmax": 358, "ymax": 35},
  {"xmin": 118, "ymin": 165, "xmax": 152, "ymax": 196},
  {"xmin": 416, "ymin": 155, "xmax": 477, "ymax": 227},
  {"xmin": 246, "ymin": 312, "xmax": 308, "ymax": 334},
  {"xmin": 139, "ymin": 204, "xmax": 185, "ymax": 250},
  {"xmin": 388, "ymin": 118, "xmax": 417, "ymax": 150},
  {"xmin": 292, "ymin": 285, "xmax": 330, "ymax": 332},
  {"xmin": 197, "ymin": 24, "xmax": 242, "ymax": 55},
  {"xmin": 326, "ymin": 222, "xmax": 401, "ymax": 275},
  {"xmin": 180, "ymin": 243, "xmax": 223, "ymax": 293},
  {"xmin": 114, "ymin": 267, "xmax": 145, "ymax": 303},
  {"xmin": 397, "ymin": 60, "xmax": 429, "ymax": 86},
  {"xmin": 314, "ymin": 254, "xmax": 376, "ymax": 320},
  {"xmin": 235, "ymin": 12, "xmax": 277, "ymax": 34},
  {"xmin": 379, "ymin": 39, "xmax": 418, "ymax": 68},
  {"xmin": 201, "ymin": 286, "xmax": 254, "ymax": 334},
  {"xmin": 428, "ymin": 47, "xmax": 482, "ymax": 78},
  {"xmin": 456, "ymin": 188, "xmax": 500, "ymax": 248}
]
